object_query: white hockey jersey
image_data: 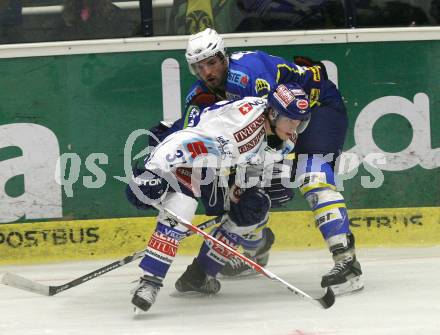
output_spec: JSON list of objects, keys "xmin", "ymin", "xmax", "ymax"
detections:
[{"xmin": 145, "ymin": 96, "xmax": 295, "ymax": 195}]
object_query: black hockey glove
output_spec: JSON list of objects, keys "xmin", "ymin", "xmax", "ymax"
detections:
[
  {"xmin": 126, "ymin": 165, "xmax": 169, "ymax": 210},
  {"xmin": 264, "ymin": 180, "xmax": 293, "ymax": 208},
  {"xmin": 148, "ymin": 121, "xmax": 176, "ymax": 147},
  {"xmin": 264, "ymin": 163, "xmax": 294, "ymax": 208}
]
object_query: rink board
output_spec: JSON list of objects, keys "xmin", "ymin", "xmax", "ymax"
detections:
[{"xmin": 0, "ymin": 206, "xmax": 438, "ymax": 265}]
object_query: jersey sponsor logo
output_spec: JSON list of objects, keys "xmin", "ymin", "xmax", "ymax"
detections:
[
  {"xmin": 238, "ymin": 127, "xmax": 265, "ymax": 154},
  {"xmin": 248, "ymin": 99, "xmax": 265, "ymax": 106},
  {"xmin": 296, "ymin": 99, "xmax": 309, "ymax": 110},
  {"xmin": 227, "ymin": 69, "xmax": 249, "ymax": 88},
  {"xmin": 255, "ymin": 78, "xmax": 271, "ymax": 96},
  {"xmin": 216, "ymin": 136, "xmax": 233, "ymax": 159},
  {"xmin": 186, "ymin": 141, "xmax": 208, "ymax": 158},
  {"xmin": 148, "ymin": 231, "xmax": 178, "ymax": 257},
  {"xmin": 233, "ymin": 114, "xmax": 265, "ymax": 142},
  {"xmin": 274, "ymin": 85, "xmax": 296, "ymax": 108},
  {"xmin": 238, "ymin": 102, "xmax": 253, "ymax": 115}
]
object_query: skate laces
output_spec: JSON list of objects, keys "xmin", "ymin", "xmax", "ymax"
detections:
[
  {"xmin": 200, "ymin": 276, "xmax": 221, "ymax": 294},
  {"xmin": 229, "ymin": 256, "xmax": 246, "ymax": 269},
  {"xmin": 132, "ymin": 277, "xmax": 162, "ymax": 301},
  {"xmin": 328, "ymin": 257, "xmax": 353, "ymax": 275},
  {"xmin": 135, "ymin": 284, "xmax": 159, "ymax": 303}
]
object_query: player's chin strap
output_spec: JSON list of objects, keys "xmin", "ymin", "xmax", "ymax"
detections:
[{"xmin": 297, "ymin": 116, "xmax": 310, "ymax": 134}]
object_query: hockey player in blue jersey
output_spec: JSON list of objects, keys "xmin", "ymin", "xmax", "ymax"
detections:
[{"xmin": 176, "ymin": 28, "xmax": 363, "ymax": 295}]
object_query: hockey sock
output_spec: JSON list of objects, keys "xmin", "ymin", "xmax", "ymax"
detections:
[
  {"xmin": 196, "ymin": 227, "xmax": 240, "ymax": 277},
  {"xmin": 139, "ymin": 222, "xmax": 185, "ymax": 279}
]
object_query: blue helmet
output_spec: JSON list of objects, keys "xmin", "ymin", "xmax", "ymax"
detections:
[{"xmin": 267, "ymin": 83, "xmax": 311, "ymax": 121}]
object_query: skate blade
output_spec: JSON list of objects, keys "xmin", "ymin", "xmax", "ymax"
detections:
[
  {"xmin": 218, "ymin": 269, "xmax": 261, "ymax": 280},
  {"xmin": 331, "ymin": 275, "xmax": 364, "ymax": 296},
  {"xmin": 170, "ymin": 290, "xmax": 218, "ymax": 298},
  {"xmin": 133, "ymin": 307, "xmax": 144, "ymax": 315}
]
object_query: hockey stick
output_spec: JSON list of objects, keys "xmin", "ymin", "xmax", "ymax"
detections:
[
  {"xmin": 185, "ymin": 214, "xmax": 226, "ymax": 236},
  {"xmin": 1, "ymin": 249, "xmax": 147, "ymax": 296},
  {"xmin": 153, "ymin": 204, "xmax": 335, "ymax": 309},
  {"xmin": 1, "ymin": 215, "xmax": 223, "ymax": 296}
]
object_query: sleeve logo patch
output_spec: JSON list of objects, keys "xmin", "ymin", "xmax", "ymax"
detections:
[{"xmin": 238, "ymin": 102, "xmax": 253, "ymax": 115}]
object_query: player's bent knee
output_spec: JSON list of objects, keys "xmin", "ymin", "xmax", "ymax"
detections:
[{"xmin": 157, "ymin": 192, "xmax": 198, "ymax": 233}]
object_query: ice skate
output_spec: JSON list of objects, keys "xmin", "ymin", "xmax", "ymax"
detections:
[
  {"xmin": 220, "ymin": 227, "xmax": 275, "ymax": 277},
  {"xmin": 175, "ymin": 258, "xmax": 221, "ymax": 294},
  {"xmin": 322, "ymin": 234, "xmax": 363, "ymax": 296},
  {"xmin": 131, "ymin": 275, "xmax": 163, "ymax": 313}
]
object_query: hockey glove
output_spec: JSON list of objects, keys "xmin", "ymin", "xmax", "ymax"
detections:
[
  {"xmin": 264, "ymin": 179, "xmax": 293, "ymax": 208},
  {"xmin": 264, "ymin": 163, "xmax": 294, "ymax": 208},
  {"xmin": 148, "ymin": 120, "xmax": 178, "ymax": 147},
  {"xmin": 126, "ymin": 165, "xmax": 169, "ymax": 210}
]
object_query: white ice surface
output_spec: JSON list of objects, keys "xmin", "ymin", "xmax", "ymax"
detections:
[{"xmin": 1, "ymin": 247, "xmax": 440, "ymax": 335}]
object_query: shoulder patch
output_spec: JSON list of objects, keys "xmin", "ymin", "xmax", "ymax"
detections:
[{"xmin": 238, "ymin": 102, "xmax": 253, "ymax": 115}]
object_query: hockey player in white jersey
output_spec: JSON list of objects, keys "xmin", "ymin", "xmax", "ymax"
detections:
[{"xmin": 126, "ymin": 83, "xmax": 311, "ymax": 312}]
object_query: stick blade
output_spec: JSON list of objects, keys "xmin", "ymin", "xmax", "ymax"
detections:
[
  {"xmin": 2, "ymin": 272, "xmax": 50, "ymax": 296},
  {"xmin": 317, "ymin": 287, "xmax": 335, "ymax": 309}
]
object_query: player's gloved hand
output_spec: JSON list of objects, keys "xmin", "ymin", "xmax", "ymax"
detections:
[
  {"xmin": 229, "ymin": 187, "xmax": 271, "ymax": 227},
  {"xmin": 264, "ymin": 163, "xmax": 294, "ymax": 208},
  {"xmin": 126, "ymin": 165, "xmax": 169, "ymax": 210},
  {"xmin": 191, "ymin": 92, "xmax": 217, "ymax": 107},
  {"xmin": 264, "ymin": 179, "xmax": 293, "ymax": 208},
  {"xmin": 148, "ymin": 121, "xmax": 176, "ymax": 147}
]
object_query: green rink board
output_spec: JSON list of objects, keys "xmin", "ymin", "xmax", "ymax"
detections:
[{"xmin": 0, "ymin": 39, "xmax": 439, "ymax": 225}]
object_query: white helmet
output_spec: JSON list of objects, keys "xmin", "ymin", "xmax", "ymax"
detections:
[{"xmin": 185, "ymin": 28, "xmax": 227, "ymax": 75}]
